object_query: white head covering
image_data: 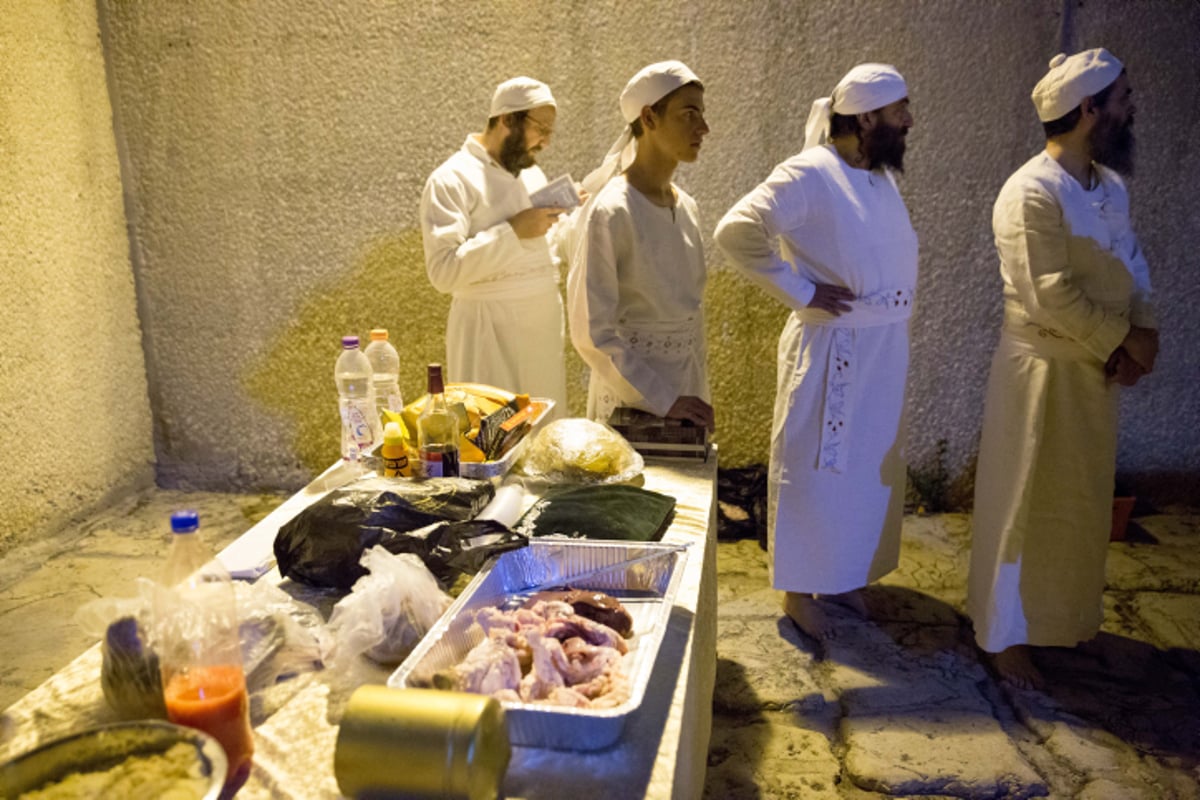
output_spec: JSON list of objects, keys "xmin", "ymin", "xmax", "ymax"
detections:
[
  {"xmin": 802, "ymin": 63, "xmax": 908, "ymax": 150},
  {"xmin": 489, "ymin": 76, "xmax": 556, "ymax": 117},
  {"xmin": 581, "ymin": 60, "xmax": 701, "ymax": 195},
  {"xmin": 1031, "ymin": 48, "xmax": 1123, "ymax": 122}
]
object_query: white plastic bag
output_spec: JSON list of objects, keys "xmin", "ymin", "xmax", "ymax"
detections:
[{"xmin": 328, "ymin": 546, "xmax": 451, "ymax": 665}]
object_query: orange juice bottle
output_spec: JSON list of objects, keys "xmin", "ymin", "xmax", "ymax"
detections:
[{"xmin": 158, "ymin": 512, "xmax": 254, "ymax": 795}]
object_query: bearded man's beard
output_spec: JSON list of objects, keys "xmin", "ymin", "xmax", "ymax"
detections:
[
  {"xmin": 499, "ymin": 126, "xmax": 536, "ymax": 175},
  {"xmin": 1091, "ymin": 112, "xmax": 1135, "ymax": 176},
  {"xmin": 863, "ymin": 121, "xmax": 908, "ymax": 172}
]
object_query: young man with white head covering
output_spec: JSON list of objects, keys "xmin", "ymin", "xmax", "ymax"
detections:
[
  {"xmin": 568, "ymin": 61, "xmax": 714, "ymax": 429},
  {"xmin": 419, "ymin": 77, "xmax": 570, "ymax": 410},
  {"xmin": 714, "ymin": 63, "xmax": 916, "ymax": 640},
  {"xmin": 967, "ymin": 49, "xmax": 1157, "ymax": 689}
]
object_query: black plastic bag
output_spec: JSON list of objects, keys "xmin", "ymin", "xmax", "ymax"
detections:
[
  {"xmin": 717, "ymin": 465, "xmax": 768, "ymax": 548},
  {"xmin": 274, "ymin": 476, "xmax": 507, "ymax": 590}
]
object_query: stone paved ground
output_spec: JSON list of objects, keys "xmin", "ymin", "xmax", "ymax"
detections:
[
  {"xmin": 3, "ymin": 492, "xmax": 1197, "ymax": 798},
  {"xmin": 704, "ymin": 512, "xmax": 1200, "ymax": 799}
]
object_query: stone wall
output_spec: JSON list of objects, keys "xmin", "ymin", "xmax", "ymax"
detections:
[
  {"xmin": 10, "ymin": 1, "xmax": 1195, "ymax": 517},
  {"xmin": 0, "ymin": 1, "xmax": 154, "ymax": 553}
]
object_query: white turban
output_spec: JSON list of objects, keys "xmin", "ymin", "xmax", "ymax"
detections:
[
  {"xmin": 802, "ymin": 63, "xmax": 908, "ymax": 150},
  {"xmin": 581, "ymin": 60, "xmax": 702, "ymax": 195},
  {"xmin": 1031, "ymin": 48, "xmax": 1123, "ymax": 122},
  {"xmin": 489, "ymin": 76, "xmax": 556, "ymax": 118}
]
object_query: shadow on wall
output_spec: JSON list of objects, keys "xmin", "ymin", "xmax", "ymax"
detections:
[{"xmin": 242, "ymin": 229, "xmax": 448, "ymax": 475}]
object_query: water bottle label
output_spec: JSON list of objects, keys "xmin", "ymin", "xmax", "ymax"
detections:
[{"xmin": 343, "ymin": 403, "xmax": 376, "ymax": 448}]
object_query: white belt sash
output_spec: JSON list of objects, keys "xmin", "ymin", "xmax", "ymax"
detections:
[
  {"xmin": 795, "ymin": 287, "xmax": 914, "ymax": 473},
  {"xmin": 452, "ymin": 272, "xmax": 558, "ymax": 302},
  {"xmin": 618, "ymin": 317, "xmax": 700, "ymax": 360}
]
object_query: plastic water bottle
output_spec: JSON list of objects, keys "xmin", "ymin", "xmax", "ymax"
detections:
[
  {"xmin": 336, "ymin": 335, "xmax": 383, "ymax": 461},
  {"xmin": 162, "ymin": 510, "xmax": 212, "ymax": 586},
  {"xmin": 364, "ymin": 328, "xmax": 404, "ymax": 416},
  {"xmin": 157, "ymin": 511, "xmax": 255, "ymax": 795}
]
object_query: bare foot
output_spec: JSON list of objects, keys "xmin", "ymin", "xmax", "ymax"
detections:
[
  {"xmin": 992, "ymin": 645, "xmax": 1045, "ymax": 690},
  {"xmin": 783, "ymin": 592, "xmax": 838, "ymax": 640},
  {"xmin": 822, "ymin": 588, "xmax": 868, "ymax": 618}
]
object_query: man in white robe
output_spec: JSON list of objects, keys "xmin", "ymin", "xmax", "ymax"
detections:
[
  {"xmin": 567, "ymin": 61, "xmax": 714, "ymax": 429},
  {"xmin": 967, "ymin": 49, "xmax": 1158, "ymax": 689},
  {"xmin": 419, "ymin": 77, "xmax": 569, "ymax": 411},
  {"xmin": 715, "ymin": 64, "xmax": 916, "ymax": 640}
]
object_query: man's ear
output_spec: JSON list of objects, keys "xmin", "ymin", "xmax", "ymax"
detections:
[
  {"xmin": 857, "ymin": 110, "xmax": 876, "ymax": 132},
  {"xmin": 1080, "ymin": 96, "xmax": 1099, "ymax": 120},
  {"xmin": 640, "ymin": 105, "xmax": 657, "ymax": 132}
]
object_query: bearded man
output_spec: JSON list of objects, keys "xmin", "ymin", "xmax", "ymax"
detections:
[
  {"xmin": 419, "ymin": 77, "xmax": 569, "ymax": 410},
  {"xmin": 715, "ymin": 64, "xmax": 917, "ymax": 640},
  {"xmin": 966, "ymin": 49, "xmax": 1157, "ymax": 689}
]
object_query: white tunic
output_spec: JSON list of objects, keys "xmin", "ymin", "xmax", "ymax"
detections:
[
  {"xmin": 715, "ymin": 145, "xmax": 918, "ymax": 595},
  {"xmin": 567, "ymin": 176, "xmax": 709, "ymax": 420},
  {"xmin": 967, "ymin": 152, "xmax": 1154, "ymax": 652},
  {"xmin": 419, "ymin": 135, "xmax": 569, "ymax": 410}
]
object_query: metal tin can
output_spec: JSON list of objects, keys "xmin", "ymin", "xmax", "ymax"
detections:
[{"xmin": 334, "ymin": 686, "xmax": 510, "ymax": 800}]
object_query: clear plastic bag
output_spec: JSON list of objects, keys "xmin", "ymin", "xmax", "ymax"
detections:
[
  {"xmin": 515, "ymin": 418, "xmax": 644, "ymax": 484},
  {"xmin": 76, "ymin": 575, "xmax": 331, "ymax": 718},
  {"xmin": 75, "ymin": 579, "xmax": 165, "ymax": 719},
  {"xmin": 327, "ymin": 546, "xmax": 452, "ymax": 665}
]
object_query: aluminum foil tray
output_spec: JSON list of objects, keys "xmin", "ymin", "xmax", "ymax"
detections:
[{"xmin": 388, "ymin": 539, "xmax": 689, "ymax": 750}]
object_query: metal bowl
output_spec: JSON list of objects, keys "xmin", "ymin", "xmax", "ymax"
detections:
[{"xmin": 0, "ymin": 720, "xmax": 227, "ymax": 799}]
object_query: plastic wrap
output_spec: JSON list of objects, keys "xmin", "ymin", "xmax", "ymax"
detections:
[
  {"xmin": 327, "ymin": 546, "xmax": 452, "ymax": 665},
  {"xmin": 515, "ymin": 418, "xmax": 644, "ymax": 484}
]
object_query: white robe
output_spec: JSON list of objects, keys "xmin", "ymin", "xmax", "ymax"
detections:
[
  {"xmin": 715, "ymin": 145, "xmax": 918, "ymax": 595},
  {"xmin": 567, "ymin": 176, "xmax": 709, "ymax": 420},
  {"xmin": 967, "ymin": 152, "xmax": 1154, "ymax": 652},
  {"xmin": 419, "ymin": 135, "xmax": 569, "ymax": 411}
]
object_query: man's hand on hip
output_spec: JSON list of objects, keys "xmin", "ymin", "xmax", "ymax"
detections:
[
  {"xmin": 509, "ymin": 207, "xmax": 565, "ymax": 239},
  {"xmin": 807, "ymin": 284, "xmax": 855, "ymax": 316}
]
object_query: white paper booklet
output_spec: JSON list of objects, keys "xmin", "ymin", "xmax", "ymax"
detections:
[{"xmin": 529, "ymin": 173, "xmax": 581, "ymax": 210}]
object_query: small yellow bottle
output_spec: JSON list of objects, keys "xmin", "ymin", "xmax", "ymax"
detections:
[{"xmin": 381, "ymin": 421, "xmax": 411, "ymax": 478}]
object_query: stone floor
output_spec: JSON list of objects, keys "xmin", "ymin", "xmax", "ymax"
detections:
[
  {"xmin": 706, "ymin": 513, "xmax": 1200, "ymax": 800},
  {"xmin": 1, "ymin": 490, "xmax": 1198, "ymax": 798}
]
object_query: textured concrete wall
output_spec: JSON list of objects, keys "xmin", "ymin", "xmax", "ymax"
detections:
[
  {"xmin": 0, "ymin": 2, "xmax": 154, "ymax": 553},
  {"xmin": 95, "ymin": 0, "xmax": 1199, "ymax": 505}
]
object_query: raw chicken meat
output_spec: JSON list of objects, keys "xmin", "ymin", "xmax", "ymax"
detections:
[{"xmin": 436, "ymin": 597, "xmax": 632, "ymax": 708}]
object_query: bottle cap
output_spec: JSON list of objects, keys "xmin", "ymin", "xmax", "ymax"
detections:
[
  {"xmin": 383, "ymin": 421, "xmax": 405, "ymax": 445},
  {"xmin": 170, "ymin": 510, "xmax": 199, "ymax": 534},
  {"xmin": 427, "ymin": 363, "xmax": 445, "ymax": 394},
  {"xmin": 342, "ymin": 335, "xmax": 360, "ymax": 349},
  {"xmin": 370, "ymin": 329, "xmax": 389, "ymax": 341}
]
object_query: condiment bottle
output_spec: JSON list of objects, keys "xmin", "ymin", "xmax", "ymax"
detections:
[
  {"xmin": 157, "ymin": 513, "xmax": 254, "ymax": 795},
  {"xmin": 381, "ymin": 420, "xmax": 412, "ymax": 477},
  {"xmin": 417, "ymin": 363, "xmax": 460, "ymax": 478}
]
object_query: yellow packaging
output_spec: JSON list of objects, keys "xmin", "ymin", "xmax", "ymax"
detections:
[
  {"xmin": 381, "ymin": 421, "xmax": 411, "ymax": 477},
  {"xmin": 334, "ymin": 686, "xmax": 510, "ymax": 800}
]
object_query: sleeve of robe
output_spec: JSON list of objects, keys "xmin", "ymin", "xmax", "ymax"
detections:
[
  {"xmin": 567, "ymin": 201, "xmax": 677, "ymax": 417},
  {"xmin": 419, "ymin": 171, "xmax": 533, "ymax": 294},
  {"xmin": 713, "ymin": 160, "xmax": 818, "ymax": 310},
  {"xmin": 993, "ymin": 184, "xmax": 1131, "ymax": 362}
]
